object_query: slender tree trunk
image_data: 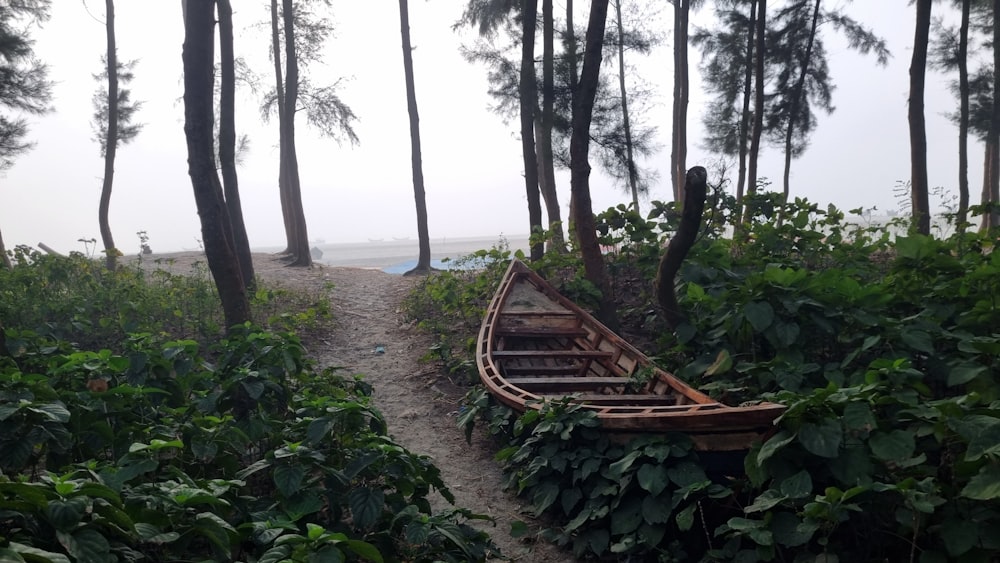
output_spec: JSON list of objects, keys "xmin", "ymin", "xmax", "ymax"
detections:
[
  {"xmin": 746, "ymin": 0, "xmax": 766, "ymax": 221},
  {"xmin": 982, "ymin": 140, "xmax": 997, "ymax": 230},
  {"xmin": 282, "ymin": 0, "xmax": 311, "ymax": 266},
  {"xmin": 218, "ymin": 0, "xmax": 255, "ymax": 291},
  {"xmin": 0, "ymin": 225, "xmax": 10, "ymax": 269},
  {"xmin": 520, "ymin": 0, "xmax": 543, "ymax": 261},
  {"xmin": 182, "ymin": 0, "xmax": 251, "ymax": 329},
  {"xmin": 957, "ymin": 0, "xmax": 970, "ymax": 228},
  {"xmin": 99, "ymin": 0, "xmax": 118, "ymax": 271},
  {"xmin": 614, "ymin": 0, "xmax": 639, "ymax": 211},
  {"xmin": 571, "ymin": 0, "xmax": 619, "ymax": 332},
  {"xmin": 781, "ymin": 0, "xmax": 821, "ymax": 201},
  {"xmin": 986, "ymin": 0, "xmax": 1000, "ymax": 230},
  {"xmin": 270, "ymin": 0, "xmax": 292, "ymax": 255},
  {"xmin": 538, "ymin": 0, "xmax": 564, "ymax": 252},
  {"xmin": 398, "ymin": 0, "xmax": 433, "ymax": 274},
  {"xmin": 908, "ymin": 0, "xmax": 932, "ymax": 235},
  {"xmin": 670, "ymin": 0, "xmax": 690, "ymax": 205},
  {"xmin": 735, "ymin": 0, "xmax": 757, "ymax": 225},
  {"xmin": 565, "ymin": 0, "xmax": 579, "ymax": 239}
]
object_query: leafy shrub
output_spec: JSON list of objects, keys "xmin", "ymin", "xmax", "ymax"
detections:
[
  {"xmin": 0, "ymin": 326, "xmax": 498, "ymax": 562},
  {"xmin": 411, "ymin": 196, "xmax": 1000, "ymax": 561}
]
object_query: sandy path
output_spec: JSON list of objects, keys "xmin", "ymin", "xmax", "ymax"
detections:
[{"xmin": 141, "ymin": 252, "xmax": 569, "ymax": 562}]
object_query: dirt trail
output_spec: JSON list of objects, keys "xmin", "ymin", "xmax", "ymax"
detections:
[{"xmin": 143, "ymin": 252, "xmax": 569, "ymax": 562}]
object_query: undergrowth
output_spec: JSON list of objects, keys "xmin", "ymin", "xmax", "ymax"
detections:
[
  {"xmin": 0, "ymin": 249, "xmax": 498, "ymax": 562},
  {"xmin": 405, "ymin": 195, "xmax": 1000, "ymax": 561}
]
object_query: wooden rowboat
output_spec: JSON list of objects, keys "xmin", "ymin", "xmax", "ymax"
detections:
[{"xmin": 476, "ymin": 259, "xmax": 785, "ymax": 452}]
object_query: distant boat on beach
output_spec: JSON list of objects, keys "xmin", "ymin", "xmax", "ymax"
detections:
[
  {"xmin": 392, "ymin": 236, "xmax": 410, "ymax": 241},
  {"xmin": 368, "ymin": 238, "xmax": 384, "ymax": 243}
]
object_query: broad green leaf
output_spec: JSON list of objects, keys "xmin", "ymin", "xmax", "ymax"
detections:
[
  {"xmin": 961, "ymin": 464, "xmax": 1000, "ymax": 500},
  {"xmin": 901, "ymin": 330, "xmax": 934, "ymax": 355},
  {"xmin": 779, "ymin": 470, "xmax": 813, "ymax": 499},
  {"xmin": 641, "ymin": 495, "xmax": 672, "ymax": 524},
  {"xmin": 638, "ymin": 522, "xmax": 666, "ymax": 547},
  {"xmin": 799, "ymin": 419, "xmax": 842, "ymax": 458},
  {"xmin": 769, "ymin": 321, "xmax": 801, "ymax": 349},
  {"xmin": 745, "ymin": 489, "xmax": 788, "ymax": 513},
  {"xmin": 348, "ymin": 487, "xmax": 384, "ymax": 529},
  {"xmin": 57, "ymin": 528, "xmax": 111, "ymax": 562},
  {"xmin": 610, "ymin": 496, "xmax": 643, "ymax": 535},
  {"xmin": 675, "ymin": 503, "xmax": 697, "ymax": 531},
  {"xmin": 948, "ymin": 364, "xmax": 988, "ymax": 387},
  {"xmin": 757, "ymin": 430, "xmax": 795, "ymax": 465},
  {"xmin": 744, "ymin": 302, "xmax": 774, "ymax": 332},
  {"xmin": 606, "ymin": 450, "xmax": 641, "ymax": 480},
  {"xmin": 273, "ymin": 464, "xmax": 305, "ymax": 498},
  {"xmin": 6, "ymin": 542, "xmax": 71, "ymax": 563},
  {"xmin": 770, "ymin": 511, "xmax": 816, "ymax": 547},
  {"xmin": 941, "ymin": 517, "xmax": 978, "ymax": 557},
  {"xmin": 705, "ymin": 349, "xmax": 733, "ymax": 376},
  {"xmin": 636, "ymin": 463, "xmax": 668, "ymax": 496},
  {"xmin": 966, "ymin": 421, "xmax": 1000, "ymax": 462},
  {"xmin": 842, "ymin": 402, "xmax": 876, "ymax": 432},
  {"xmin": 44, "ymin": 497, "xmax": 87, "ymax": 531},
  {"xmin": 531, "ymin": 482, "xmax": 559, "ymax": 515},
  {"xmin": 585, "ymin": 528, "xmax": 610, "ymax": 556},
  {"xmin": 404, "ymin": 521, "xmax": 430, "ymax": 544},
  {"xmin": 509, "ymin": 520, "xmax": 529, "ymax": 539},
  {"xmin": 342, "ymin": 539, "xmax": 383, "ymax": 563},
  {"xmin": 28, "ymin": 402, "xmax": 71, "ymax": 423},
  {"xmin": 561, "ymin": 487, "xmax": 583, "ymax": 515},
  {"xmin": 666, "ymin": 461, "xmax": 708, "ymax": 488},
  {"xmin": 869, "ymin": 430, "xmax": 915, "ymax": 462},
  {"xmin": 257, "ymin": 546, "xmax": 292, "ymax": 563}
]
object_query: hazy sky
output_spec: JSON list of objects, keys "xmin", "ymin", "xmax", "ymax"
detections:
[{"xmin": 1, "ymin": 1, "xmax": 978, "ymax": 254}]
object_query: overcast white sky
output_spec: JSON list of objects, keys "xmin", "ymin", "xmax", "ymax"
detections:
[{"xmin": 1, "ymin": 1, "xmax": 979, "ymax": 254}]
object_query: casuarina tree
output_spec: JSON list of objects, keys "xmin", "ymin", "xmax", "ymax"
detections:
[{"xmin": 0, "ymin": 0, "xmax": 52, "ymax": 269}]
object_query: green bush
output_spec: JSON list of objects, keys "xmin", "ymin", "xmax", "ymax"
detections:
[
  {"xmin": 0, "ymin": 327, "xmax": 497, "ymax": 562},
  {"xmin": 409, "ymin": 196, "xmax": 1000, "ymax": 561}
]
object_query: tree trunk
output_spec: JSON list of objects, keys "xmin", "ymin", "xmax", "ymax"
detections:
[
  {"xmin": 746, "ymin": 0, "xmax": 766, "ymax": 218},
  {"xmin": 957, "ymin": 0, "xmax": 970, "ymax": 228},
  {"xmin": 656, "ymin": 167, "xmax": 707, "ymax": 330},
  {"xmin": 99, "ymin": 0, "xmax": 118, "ymax": 271},
  {"xmin": 182, "ymin": 0, "xmax": 251, "ymax": 330},
  {"xmin": 735, "ymin": 0, "xmax": 757, "ymax": 225},
  {"xmin": 538, "ymin": 0, "xmax": 564, "ymax": 252},
  {"xmin": 908, "ymin": 0, "xmax": 932, "ymax": 235},
  {"xmin": 399, "ymin": 0, "xmax": 433, "ymax": 275},
  {"xmin": 520, "ymin": 0, "xmax": 543, "ymax": 261},
  {"xmin": 986, "ymin": 0, "xmax": 1000, "ymax": 230},
  {"xmin": 781, "ymin": 0, "xmax": 821, "ymax": 201},
  {"xmin": 218, "ymin": 0, "xmax": 255, "ymax": 291},
  {"xmin": 614, "ymin": 0, "xmax": 639, "ymax": 211},
  {"xmin": 0, "ymin": 225, "xmax": 11, "ymax": 269},
  {"xmin": 670, "ymin": 0, "xmax": 690, "ymax": 206},
  {"xmin": 982, "ymin": 140, "xmax": 998, "ymax": 230},
  {"xmin": 571, "ymin": 0, "xmax": 619, "ymax": 332},
  {"xmin": 565, "ymin": 0, "xmax": 579, "ymax": 241},
  {"xmin": 270, "ymin": 0, "xmax": 292, "ymax": 255},
  {"xmin": 282, "ymin": 0, "xmax": 312, "ymax": 266}
]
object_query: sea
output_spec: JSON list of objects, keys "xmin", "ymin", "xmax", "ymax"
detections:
[{"xmin": 261, "ymin": 235, "xmax": 531, "ymax": 274}]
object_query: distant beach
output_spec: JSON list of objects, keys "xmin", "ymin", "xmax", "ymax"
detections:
[{"xmin": 255, "ymin": 235, "xmax": 531, "ymax": 273}]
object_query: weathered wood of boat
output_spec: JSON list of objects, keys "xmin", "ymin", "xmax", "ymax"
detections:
[{"xmin": 476, "ymin": 259, "xmax": 785, "ymax": 452}]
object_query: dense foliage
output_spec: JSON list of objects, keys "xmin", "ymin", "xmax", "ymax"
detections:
[
  {"xmin": 406, "ymin": 198, "xmax": 1000, "ymax": 561},
  {"xmin": 0, "ymin": 250, "xmax": 497, "ymax": 562}
]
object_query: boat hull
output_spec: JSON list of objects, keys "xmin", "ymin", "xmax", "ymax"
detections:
[{"xmin": 476, "ymin": 259, "xmax": 785, "ymax": 451}]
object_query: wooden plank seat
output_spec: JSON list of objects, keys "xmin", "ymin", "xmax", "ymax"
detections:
[
  {"xmin": 492, "ymin": 350, "xmax": 613, "ymax": 359},
  {"xmin": 496, "ymin": 326, "xmax": 589, "ymax": 338},
  {"xmin": 508, "ymin": 376, "xmax": 627, "ymax": 391},
  {"xmin": 503, "ymin": 365, "xmax": 584, "ymax": 376},
  {"xmin": 549, "ymin": 394, "xmax": 680, "ymax": 405}
]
